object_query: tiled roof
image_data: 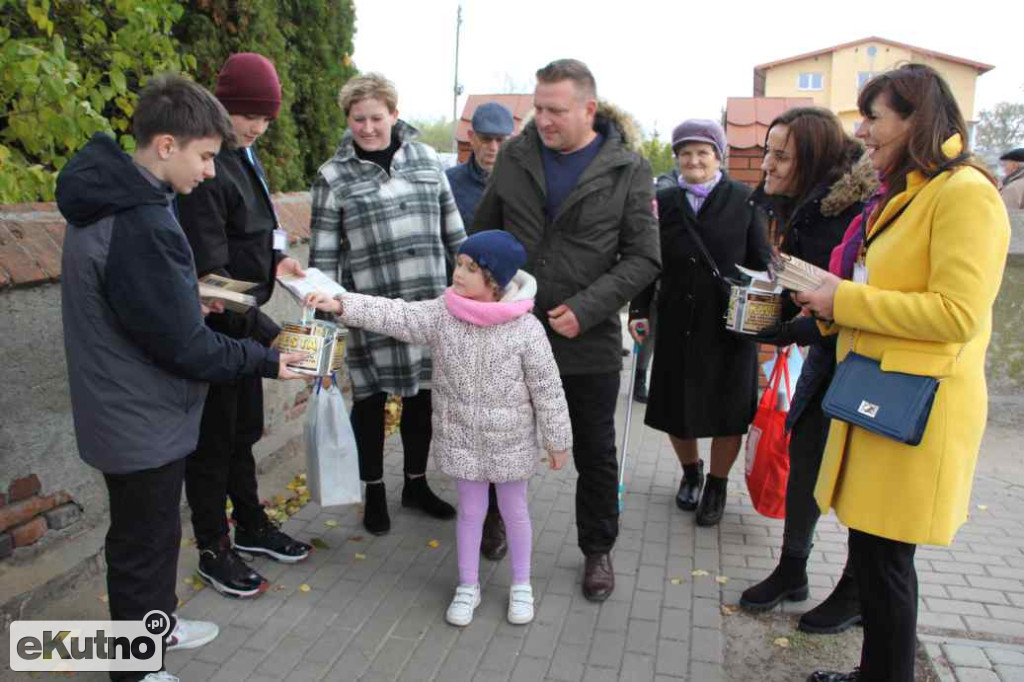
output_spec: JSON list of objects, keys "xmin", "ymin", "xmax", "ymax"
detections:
[
  {"xmin": 725, "ymin": 97, "xmax": 814, "ymax": 150},
  {"xmin": 454, "ymin": 94, "xmax": 534, "ymax": 143},
  {"xmin": 754, "ymin": 36, "xmax": 994, "ymax": 74},
  {"xmin": 0, "ymin": 192, "xmax": 312, "ymax": 290}
]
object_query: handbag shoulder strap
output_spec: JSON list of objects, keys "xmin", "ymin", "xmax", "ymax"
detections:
[{"xmin": 682, "ymin": 220, "xmax": 724, "ymax": 281}]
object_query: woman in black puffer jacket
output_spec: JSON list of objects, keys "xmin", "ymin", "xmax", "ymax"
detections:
[{"xmin": 740, "ymin": 107, "xmax": 878, "ymax": 634}]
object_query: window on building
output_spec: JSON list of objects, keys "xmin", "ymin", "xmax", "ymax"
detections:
[
  {"xmin": 798, "ymin": 73, "xmax": 823, "ymax": 91},
  {"xmin": 858, "ymin": 72, "xmax": 876, "ymax": 91}
]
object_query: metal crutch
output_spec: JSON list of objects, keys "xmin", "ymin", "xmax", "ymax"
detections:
[{"xmin": 617, "ymin": 326, "xmax": 645, "ymax": 513}]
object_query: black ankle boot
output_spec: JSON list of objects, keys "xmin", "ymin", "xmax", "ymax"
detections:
[
  {"xmin": 695, "ymin": 474, "xmax": 727, "ymax": 527},
  {"xmin": 799, "ymin": 573, "xmax": 862, "ymax": 634},
  {"xmin": 401, "ymin": 476, "xmax": 456, "ymax": 519},
  {"xmin": 676, "ymin": 460, "xmax": 704, "ymax": 511},
  {"xmin": 363, "ymin": 482, "xmax": 391, "ymax": 535},
  {"xmin": 740, "ymin": 554, "xmax": 809, "ymax": 612}
]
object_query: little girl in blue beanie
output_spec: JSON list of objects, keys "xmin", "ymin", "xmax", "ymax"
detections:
[{"xmin": 305, "ymin": 230, "xmax": 572, "ymax": 626}]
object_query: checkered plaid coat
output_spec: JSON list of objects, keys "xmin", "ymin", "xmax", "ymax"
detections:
[{"xmin": 309, "ymin": 120, "xmax": 465, "ymax": 399}]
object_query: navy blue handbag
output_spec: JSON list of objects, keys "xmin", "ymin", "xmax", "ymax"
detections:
[{"xmin": 821, "ymin": 352, "xmax": 939, "ymax": 446}]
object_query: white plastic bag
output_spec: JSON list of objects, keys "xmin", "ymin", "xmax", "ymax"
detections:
[{"xmin": 304, "ymin": 380, "xmax": 362, "ymax": 507}]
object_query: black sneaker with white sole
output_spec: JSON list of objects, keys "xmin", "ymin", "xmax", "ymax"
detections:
[
  {"xmin": 234, "ymin": 520, "xmax": 312, "ymax": 563},
  {"xmin": 197, "ymin": 543, "xmax": 269, "ymax": 598}
]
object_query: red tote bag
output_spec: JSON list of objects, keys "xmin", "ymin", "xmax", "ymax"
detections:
[{"xmin": 744, "ymin": 347, "xmax": 793, "ymax": 519}]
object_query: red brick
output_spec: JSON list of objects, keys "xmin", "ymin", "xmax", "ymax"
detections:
[
  {"xmin": 10, "ymin": 517, "xmax": 47, "ymax": 548},
  {"xmin": 0, "ymin": 493, "xmax": 60, "ymax": 533},
  {"xmin": 729, "ymin": 157, "xmax": 750, "ymax": 170},
  {"xmin": 9, "ymin": 222, "xmax": 62, "ymax": 281},
  {"xmin": 731, "ymin": 169, "xmax": 762, "ymax": 184},
  {"xmin": 7, "ymin": 474, "xmax": 41, "ymax": 502},
  {"xmin": 0, "ymin": 223, "xmax": 47, "ymax": 286}
]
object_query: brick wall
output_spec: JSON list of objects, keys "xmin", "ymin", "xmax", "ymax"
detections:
[
  {"xmin": 0, "ymin": 192, "xmax": 320, "ymax": 562},
  {"xmin": 728, "ymin": 146, "xmax": 764, "ymax": 188}
]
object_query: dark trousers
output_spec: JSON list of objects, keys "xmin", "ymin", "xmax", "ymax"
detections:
[
  {"xmin": 849, "ymin": 529, "xmax": 918, "ymax": 682},
  {"xmin": 782, "ymin": 400, "xmax": 853, "ymax": 576},
  {"xmin": 103, "ymin": 458, "xmax": 184, "ymax": 682},
  {"xmin": 350, "ymin": 389, "xmax": 432, "ymax": 482},
  {"xmin": 184, "ymin": 375, "xmax": 265, "ymax": 550},
  {"xmin": 562, "ymin": 372, "xmax": 621, "ymax": 555}
]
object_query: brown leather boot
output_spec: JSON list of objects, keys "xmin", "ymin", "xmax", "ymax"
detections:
[
  {"xmin": 582, "ymin": 553, "xmax": 615, "ymax": 602},
  {"xmin": 480, "ymin": 511, "xmax": 507, "ymax": 561}
]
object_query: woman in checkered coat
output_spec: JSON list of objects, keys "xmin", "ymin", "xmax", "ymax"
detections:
[{"xmin": 309, "ymin": 73, "xmax": 466, "ymax": 535}]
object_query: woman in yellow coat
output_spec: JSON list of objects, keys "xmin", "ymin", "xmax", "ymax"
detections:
[{"xmin": 795, "ymin": 64, "xmax": 1011, "ymax": 682}]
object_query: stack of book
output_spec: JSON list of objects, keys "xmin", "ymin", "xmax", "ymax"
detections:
[{"xmin": 771, "ymin": 253, "xmax": 830, "ymax": 293}]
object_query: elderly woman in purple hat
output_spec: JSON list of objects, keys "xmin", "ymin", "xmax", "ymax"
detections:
[{"xmin": 629, "ymin": 119, "xmax": 770, "ymax": 526}]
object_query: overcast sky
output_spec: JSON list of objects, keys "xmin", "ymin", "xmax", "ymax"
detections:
[{"xmin": 351, "ymin": 0, "xmax": 1022, "ymax": 138}]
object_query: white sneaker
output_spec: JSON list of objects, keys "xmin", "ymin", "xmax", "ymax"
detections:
[
  {"xmin": 507, "ymin": 584, "xmax": 534, "ymax": 625},
  {"xmin": 141, "ymin": 672, "xmax": 180, "ymax": 681},
  {"xmin": 445, "ymin": 584, "xmax": 481, "ymax": 626},
  {"xmin": 166, "ymin": 618, "xmax": 219, "ymax": 651}
]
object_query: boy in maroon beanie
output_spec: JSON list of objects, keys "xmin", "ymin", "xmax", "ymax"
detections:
[{"xmin": 177, "ymin": 52, "xmax": 312, "ymax": 599}]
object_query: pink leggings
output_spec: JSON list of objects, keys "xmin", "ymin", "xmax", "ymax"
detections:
[{"xmin": 456, "ymin": 479, "xmax": 531, "ymax": 585}]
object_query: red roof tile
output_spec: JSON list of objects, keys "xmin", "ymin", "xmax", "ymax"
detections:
[{"xmin": 725, "ymin": 97, "xmax": 814, "ymax": 150}]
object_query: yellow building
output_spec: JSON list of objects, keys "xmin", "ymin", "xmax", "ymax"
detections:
[{"xmin": 753, "ymin": 37, "xmax": 993, "ymax": 133}]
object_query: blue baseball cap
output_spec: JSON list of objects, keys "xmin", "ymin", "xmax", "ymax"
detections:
[{"xmin": 471, "ymin": 102, "xmax": 514, "ymax": 137}]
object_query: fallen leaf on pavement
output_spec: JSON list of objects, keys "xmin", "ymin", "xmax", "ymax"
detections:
[
  {"xmin": 721, "ymin": 605, "xmax": 738, "ymax": 616},
  {"xmin": 670, "ymin": 578, "xmax": 684, "ymax": 585},
  {"xmin": 354, "ymin": 552, "xmax": 366, "ymax": 560},
  {"xmin": 977, "ymin": 504, "xmax": 989, "ymax": 511},
  {"xmin": 347, "ymin": 535, "xmax": 364, "ymax": 542},
  {"xmin": 691, "ymin": 569, "xmax": 709, "ymax": 577},
  {"xmin": 310, "ymin": 538, "xmax": 330, "ymax": 550},
  {"xmin": 715, "ymin": 575, "xmax": 730, "ymax": 584},
  {"xmin": 774, "ymin": 637, "xmax": 790, "ymax": 648},
  {"xmin": 299, "ymin": 584, "xmax": 311, "ymax": 593},
  {"xmin": 324, "ymin": 520, "xmax": 339, "ymax": 528},
  {"xmin": 428, "ymin": 539, "xmax": 440, "ymax": 549},
  {"xmin": 98, "ymin": 594, "xmax": 109, "ymax": 603}
]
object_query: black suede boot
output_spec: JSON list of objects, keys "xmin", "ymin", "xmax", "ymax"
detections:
[
  {"xmin": 401, "ymin": 475, "xmax": 456, "ymax": 519},
  {"xmin": 363, "ymin": 481, "xmax": 391, "ymax": 536},
  {"xmin": 799, "ymin": 573, "xmax": 862, "ymax": 634},
  {"xmin": 676, "ymin": 460, "xmax": 704, "ymax": 511},
  {"xmin": 695, "ymin": 474, "xmax": 727, "ymax": 527},
  {"xmin": 740, "ymin": 554, "xmax": 809, "ymax": 612}
]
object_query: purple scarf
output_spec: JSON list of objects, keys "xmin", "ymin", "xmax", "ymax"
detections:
[{"xmin": 678, "ymin": 172, "xmax": 722, "ymax": 213}]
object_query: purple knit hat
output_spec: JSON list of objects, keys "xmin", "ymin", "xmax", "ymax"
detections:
[{"xmin": 671, "ymin": 119, "xmax": 727, "ymax": 160}]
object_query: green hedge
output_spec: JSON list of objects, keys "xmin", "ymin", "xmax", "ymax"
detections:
[{"xmin": 0, "ymin": 0, "xmax": 357, "ymax": 203}]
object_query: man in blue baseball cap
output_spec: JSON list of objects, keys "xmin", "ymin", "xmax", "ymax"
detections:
[
  {"xmin": 444, "ymin": 100, "xmax": 515, "ymax": 562},
  {"xmin": 447, "ymin": 102, "xmax": 515, "ymax": 228}
]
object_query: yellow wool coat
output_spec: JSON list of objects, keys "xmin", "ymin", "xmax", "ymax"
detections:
[{"xmin": 814, "ymin": 137, "xmax": 1011, "ymax": 547}]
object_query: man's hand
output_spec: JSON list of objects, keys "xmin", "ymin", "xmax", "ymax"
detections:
[
  {"xmin": 548, "ymin": 304, "xmax": 581, "ymax": 339},
  {"xmin": 548, "ymin": 449, "xmax": 569, "ymax": 470},
  {"xmin": 277, "ymin": 351, "xmax": 307, "ymax": 379},
  {"xmin": 276, "ymin": 257, "xmax": 306, "ymax": 279},
  {"xmin": 792, "ymin": 273, "xmax": 841, "ymax": 321},
  {"xmin": 303, "ymin": 291, "xmax": 342, "ymax": 315},
  {"xmin": 200, "ymin": 300, "xmax": 225, "ymax": 317},
  {"xmin": 628, "ymin": 319, "xmax": 648, "ymax": 344}
]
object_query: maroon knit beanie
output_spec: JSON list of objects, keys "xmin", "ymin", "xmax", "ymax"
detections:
[{"xmin": 215, "ymin": 53, "xmax": 282, "ymax": 119}]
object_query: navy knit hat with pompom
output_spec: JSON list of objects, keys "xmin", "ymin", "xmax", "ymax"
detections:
[{"xmin": 458, "ymin": 230, "xmax": 526, "ymax": 288}]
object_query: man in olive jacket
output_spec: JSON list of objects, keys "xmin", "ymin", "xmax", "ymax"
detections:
[{"xmin": 472, "ymin": 59, "xmax": 660, "ymax": 601}]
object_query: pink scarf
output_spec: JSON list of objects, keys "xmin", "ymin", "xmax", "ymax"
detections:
[{"xmin": 443, "ymin": 288, "xmax": 534, "ymax": 327}]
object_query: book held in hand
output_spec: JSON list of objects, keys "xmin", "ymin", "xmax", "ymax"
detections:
[
  {"xmin": 277, "ymin": 268, "xmax": 346, "ymax": 303},
  {"xmin": 198, "ymin": 274, "xmax": 259, "ymax": 313}
]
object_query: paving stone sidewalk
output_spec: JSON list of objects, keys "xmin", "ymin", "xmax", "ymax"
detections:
[{"xmin": 163, "ymin": 374, "xmax": 1024, "ymax": 682}]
